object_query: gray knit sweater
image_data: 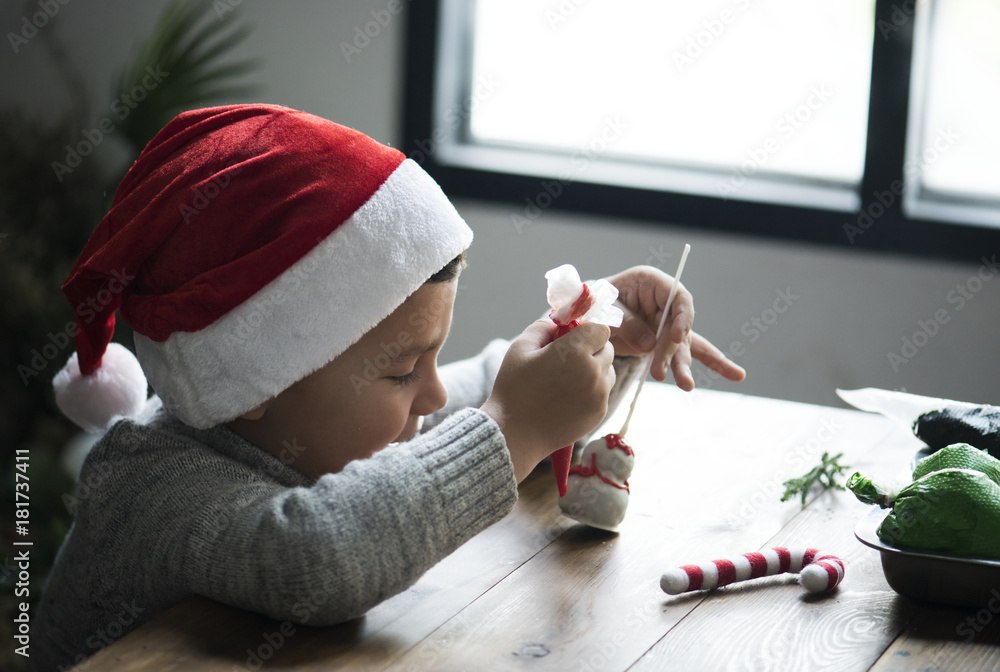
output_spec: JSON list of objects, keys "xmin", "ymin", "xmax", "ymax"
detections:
[{"xmin": 32, "ymin": 340, "xmax": 640, "ymax": 671}]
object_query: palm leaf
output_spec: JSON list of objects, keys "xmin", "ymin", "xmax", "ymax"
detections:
[{"xmin": 107, "ymin": 0, "xmax": 260, "ymax": 157}]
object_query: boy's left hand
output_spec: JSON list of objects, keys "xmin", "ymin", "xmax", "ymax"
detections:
[{"xmin": 603, "ymin": 266, "xmax": 746, "ymax": 391}]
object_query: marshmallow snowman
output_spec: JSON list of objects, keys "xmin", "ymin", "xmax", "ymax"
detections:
[{"xmin": 559, "ymin": 433, "xmax": 635, "ymax": 531}]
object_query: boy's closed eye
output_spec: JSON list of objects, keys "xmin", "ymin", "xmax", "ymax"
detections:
[
  {"xmin": 381, "ymin": 341, "xmax": 441, "ymax": 386},
  {"xmin": 389, "ymin": 370, "xmax": 420, "ymax": 386}
]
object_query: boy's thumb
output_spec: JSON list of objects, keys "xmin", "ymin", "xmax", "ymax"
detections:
[
  {"xmin": 513, "ymin": 319, "xmax": 558, "ymax": 351},
  {"xmin": 615, "ymin": 307, "xmax": 656, "ymax": 353}
]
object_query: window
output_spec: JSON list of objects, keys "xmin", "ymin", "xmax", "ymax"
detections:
[
  {"xmin": 403, "ymin": 0, "xmax": 1000, "ymax": 260},
  {"xmin": 903, "ymin": 0, "xmax": 1000, "ymax": 228}
]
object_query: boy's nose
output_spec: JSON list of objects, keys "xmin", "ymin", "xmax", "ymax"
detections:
[{"xmin": 412, "ymin": 370, "xmax": 448, "ymax": 416}]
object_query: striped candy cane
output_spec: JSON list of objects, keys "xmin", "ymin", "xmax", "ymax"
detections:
[{"xmin": 660, "ymin": 547, "xmax": 845, "ymax": 595}]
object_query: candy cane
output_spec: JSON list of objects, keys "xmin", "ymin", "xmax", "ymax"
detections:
[{"xmin": 660, "ymin": 547, "xmax": 845, "ymax": 595}]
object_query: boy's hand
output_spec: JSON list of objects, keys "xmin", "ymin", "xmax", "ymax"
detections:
[
  {"xmin": 482, "ymin": 319, "xmax": 615, "ymax": 482},
  {"xmin": 603, "ymin": 265, "xmax": 746, "ymax": 391}
]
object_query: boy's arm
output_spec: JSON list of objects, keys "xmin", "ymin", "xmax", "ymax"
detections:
[{"xmin": 183, "ymin": 408, "xmax": 517, "ymax": 626}]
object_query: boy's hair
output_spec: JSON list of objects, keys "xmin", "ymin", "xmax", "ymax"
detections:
[{"xmin": 428, "ymin": 251, "xmax": 467, "ymax": 283}]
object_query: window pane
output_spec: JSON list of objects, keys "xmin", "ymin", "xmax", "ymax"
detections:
[
  {"xmin": 910, "ymin": 0, "xmax": 1000, "ymax": 204},
  {"xmin": 470, "ymin": 0, "xmax": 875, "ymax": 189}
]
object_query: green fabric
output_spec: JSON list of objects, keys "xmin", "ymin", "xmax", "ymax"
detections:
[
  {"xmin": 911, "ymin": 442, "xmax": 1000, "ymax": 484},
  {"xmin": 850, "ymin": 443, "xmax": 1000, "ymax": 560},
  {"xmin": 879, "ymin": 468, "xmax": 1000, "ymax": 559},
  {"xmin": 846, "ymin": 472, "xmax": 896, "ymax": 508}
]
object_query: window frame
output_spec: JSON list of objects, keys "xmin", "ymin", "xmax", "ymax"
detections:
[{"xmin": 402, "ymin": 0, "xmax": 1000, "ymax": 262}]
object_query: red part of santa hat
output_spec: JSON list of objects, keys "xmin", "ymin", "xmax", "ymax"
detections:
[{"xmin": 54, "ymin": 104, "xmax": 473, "ymax": 430}]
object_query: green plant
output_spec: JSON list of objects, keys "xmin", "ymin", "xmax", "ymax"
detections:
[{"xmin": 780, "ymin": 451, "xmax": 851, "ymax": 507}]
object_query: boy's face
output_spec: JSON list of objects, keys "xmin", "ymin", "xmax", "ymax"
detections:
[{"xmin": 228, "ymin": 280, "xmax": 458, "ymax": 479}]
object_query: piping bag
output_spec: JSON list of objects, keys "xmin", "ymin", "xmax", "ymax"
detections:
[{"xmin": 544, "ymin": 264, "xmax": 623, "ymax": 496}]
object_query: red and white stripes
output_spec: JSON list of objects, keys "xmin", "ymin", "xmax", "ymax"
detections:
[{"xmin": 660, "ymin": 547, "xmax": 845, "ymax": 595}]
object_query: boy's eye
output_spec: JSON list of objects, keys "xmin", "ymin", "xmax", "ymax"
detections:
[{"xmin": 389, "ymin": 371, "xmax": 420, "ymax": 386}]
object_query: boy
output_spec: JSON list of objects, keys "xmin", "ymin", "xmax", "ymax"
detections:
[{"xmin": 34, "ymin": 104, "xmax": 744, "ymax": 671}]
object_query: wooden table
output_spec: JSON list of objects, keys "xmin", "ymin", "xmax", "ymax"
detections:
[{"xmin": 83, "ymin": 385, "xmax": 1000, "ymax": 671}]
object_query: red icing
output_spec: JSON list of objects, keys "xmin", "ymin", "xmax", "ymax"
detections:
[
  {"xmin": 602, "ymin": 433, "xmax": 634, "ymax": 456},
  {"xmin": 550, "ymin": 282, "xmax": 594, "ymax": 336},
  {"xmin": 553, "ymin": 320, "xmax": 579, "ymax": 339},
  {"xmin": 567, "ymin": 283, "xmax": 595, "ymax": 319},
  {"xmin": 567, "ymin": 453, "xmax": 629, "ymax": 493}
]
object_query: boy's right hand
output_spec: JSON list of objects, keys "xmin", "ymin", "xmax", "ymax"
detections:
[{"xmin": 481, "ymin": 319, "xmax": 615, "ymax": 483}]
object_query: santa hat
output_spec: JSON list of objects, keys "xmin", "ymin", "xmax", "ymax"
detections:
[{"xmin": 53, "ymin": 104, "xmax": 472, "ymax": 430}]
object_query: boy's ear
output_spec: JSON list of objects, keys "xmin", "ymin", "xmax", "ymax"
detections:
[{"xmin": 238, "ymin": 403, "xmax": 268, "ymax": 421}]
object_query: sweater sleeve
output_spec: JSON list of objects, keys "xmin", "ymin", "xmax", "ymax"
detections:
[{"xmin": 182, "ymin": 408, "xmax": 517, "ymax": 625}]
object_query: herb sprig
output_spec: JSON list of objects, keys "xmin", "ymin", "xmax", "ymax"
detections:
[{"xmin": 781, "ymin": 452, "xmax": 850, "ymax": 506}]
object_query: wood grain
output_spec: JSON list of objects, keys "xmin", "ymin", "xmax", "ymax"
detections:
[
  {"xmin": 869, "ymin": 600, "xmax": 1000, "ymax": 671},
  {"xmin": 383, "ymin": 390, "xmax": 901, "ymax": 671}
]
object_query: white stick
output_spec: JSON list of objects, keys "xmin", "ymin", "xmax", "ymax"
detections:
[{"xmin": 619, "ymin": 243, "xmax": 690, "ymax": 438}]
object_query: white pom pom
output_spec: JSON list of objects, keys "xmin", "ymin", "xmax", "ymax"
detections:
[
  {"xmin": 799, "ymin": 558, "xmax": 845, "ymax": 593},
  {"xmin": 53, "ymin": 343, "xmax": 148, "ymax": 432},
  {"xmin": 660, "ymin": 569, "xmax": 690, "ymax": 595}
]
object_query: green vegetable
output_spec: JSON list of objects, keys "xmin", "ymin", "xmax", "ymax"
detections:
[
  {"xmin": 848, "ymin": 443, "xmax": 1000, "ymax": 560},
  {"xmin": 781, "ymin": 452, "xmax": 850, "ymax": 506}
]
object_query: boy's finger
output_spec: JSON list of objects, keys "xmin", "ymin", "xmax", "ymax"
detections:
[
  {"xmin": 603, "ymin": 345, "xmax": 617, "ymax": 388},
  {"xmin": 668, "ymin": 287, "xmax": 695, "ymax": 344},
  {"xmin": 643, "ymin": 286, "xmax": 693, "ymax": 369},
  {"xmin": 671, "ymin": 343, "xmax": 695, "ymax": 391},
  {"xmin": 691, "ymin": 333, "xmax": 746, "ymax": 382},
  {"xmin": 652, "ymin": 338, "xmax": 681, "ymax": 381},
  {"xmin": 598, "ymin": 339, "xmax": 616, "ymax": 368}
]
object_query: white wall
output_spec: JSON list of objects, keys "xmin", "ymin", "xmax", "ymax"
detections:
[
  {"xmin": 4, "ymin": 0, "xmax": 997, "ymax": 409},
  {"xmin": 446, "ymin": 200, "xmax": 998, "ymax": 408}
]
